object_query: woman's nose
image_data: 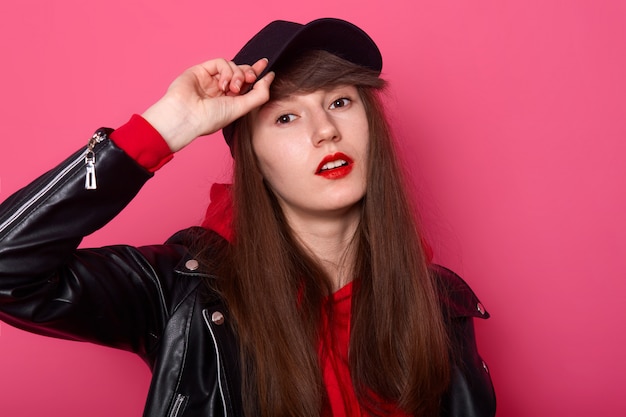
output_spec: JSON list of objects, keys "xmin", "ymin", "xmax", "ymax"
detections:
[{"xmin": 310, "ymin": 110, "xmax": 340, "ymax": 146}]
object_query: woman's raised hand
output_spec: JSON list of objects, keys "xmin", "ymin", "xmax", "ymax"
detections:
[{"xmin": 142, "ymin": 58, "xmax": 274, "ymax": 152}]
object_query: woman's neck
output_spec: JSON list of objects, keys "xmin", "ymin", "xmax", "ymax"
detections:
[{"xmin": 284, "ymin": 206, "xmax": 360, "ymax": 292}]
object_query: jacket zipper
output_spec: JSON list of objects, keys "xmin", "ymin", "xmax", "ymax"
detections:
[
  {"xmin": 167, "ymin": 393, "xmax": 188, "ymax": 417},
  {"xmin": 202, "ymin": 309, "xmax": 229, "ymax": 417},
  {"xmin": 84, "ymin": 129, "xmax": 107, "ymax": 190}
]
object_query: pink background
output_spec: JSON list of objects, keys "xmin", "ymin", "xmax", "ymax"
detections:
[{"xmin": 1, "ymin": 1, "xmax": 625, "ymax": 416}]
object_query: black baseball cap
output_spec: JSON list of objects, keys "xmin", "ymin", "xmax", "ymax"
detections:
[{"xmin": 222, "ymin": 18, "xmax": 383, "ymax": 149}]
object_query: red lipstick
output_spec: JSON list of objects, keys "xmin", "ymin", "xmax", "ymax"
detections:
[{"xmin": 315, "ymin": 152, "xmax": 354, "ymax": 180}]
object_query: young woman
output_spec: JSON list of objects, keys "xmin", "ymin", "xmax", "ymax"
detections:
[{"xmin": 0, "ymin": 18, "xmax": 495, "ymax": 417}]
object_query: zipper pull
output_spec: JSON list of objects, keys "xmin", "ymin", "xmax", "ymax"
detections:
[
  {"xmin": 84, "ymin": 129, "xmax": 108, "ymax": 190},
  {"xmin": 85, "ymin": 154, "xmax": 97, "ymax": 189}
]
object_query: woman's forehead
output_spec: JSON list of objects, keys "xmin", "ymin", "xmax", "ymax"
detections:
[{"xmin": 256, "ymin": 86, "xmax": 353, "ymax": 115}]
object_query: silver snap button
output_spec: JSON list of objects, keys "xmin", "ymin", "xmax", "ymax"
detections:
[
  {"xmin": 211, "ymin": 311, "xmax": 225, "ymax": 325},
  {"xmin": 482, "ymin": 360, "xmax": 489, "ymax": 373},
  {"xmin": 185, "ymin": 259, "xmax": 199, "ymax": 271},
  {"xmin": 477, "ymin": 302, "xmax": 486, "ymax": 315}
]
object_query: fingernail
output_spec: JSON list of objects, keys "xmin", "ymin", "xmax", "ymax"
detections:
[
  {"xmin": 221, "ymin": 80, "xmax": 229, "ymax": 91},
  {"xmin": 233, "ymin": 79, "xmax": 242, "ymax": 92}
]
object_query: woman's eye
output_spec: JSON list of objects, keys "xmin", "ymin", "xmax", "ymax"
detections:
[
  {"xmin": 276, "ymin": 114, "xmax": 296, "ymax": 124},
  {"xmin": 329, "ymin": 98, "xmax": 351, "ymax": 109}
]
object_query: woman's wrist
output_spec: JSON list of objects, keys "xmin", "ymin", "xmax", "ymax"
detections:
[{"xmin": 141, "ymin": 96, "xmax": 202, "ymax": 153}]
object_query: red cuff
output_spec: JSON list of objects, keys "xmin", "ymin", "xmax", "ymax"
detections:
[{"xmin": 110, "ymin": 114, "xmax": 174, "ymax": 172}]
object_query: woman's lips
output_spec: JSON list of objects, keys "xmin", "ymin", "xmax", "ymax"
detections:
[{"xmin": 315, "ymin": 152, "xmax": 354, "ymax": 179}]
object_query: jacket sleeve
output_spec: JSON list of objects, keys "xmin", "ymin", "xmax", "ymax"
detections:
[
  {"xmin": 431, "ymin": 264, "xmax": 497, "ymax": 417},
  {"xmin": 0, "ymin": 133, "xmax": 174, "ymax": 358}
]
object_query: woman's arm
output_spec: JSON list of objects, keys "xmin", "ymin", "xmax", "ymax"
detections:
[
  {"xmin": 0, "ymin": 57, "xmax": 273, "ymax": 355},
  {"xmin": 0, "ymin": 137, "xmax": 161, "ymax": 352}
]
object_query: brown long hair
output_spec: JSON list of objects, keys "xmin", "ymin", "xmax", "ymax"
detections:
[{"xmin": 203, "ymin": 51, "xmax": 450, "ymax": 417}]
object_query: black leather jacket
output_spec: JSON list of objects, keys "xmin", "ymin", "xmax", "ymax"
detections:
[{"xmin": 0, "ymin": 135, "xmax": 496, "ymax": 417}]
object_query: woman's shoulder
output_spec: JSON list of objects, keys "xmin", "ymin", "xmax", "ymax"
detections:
[
  {"xmin": 429, "ymin": 264, "xmax": 490, "ymax": 320},
  {"xmin": 163, "ymin": 226, "xmax": 227, "ymax": 282}
]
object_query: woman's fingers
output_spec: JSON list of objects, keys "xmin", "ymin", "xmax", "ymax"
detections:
[
  {"xmin": 233, "ymin": 70, "xmax": 275, "ymax": 113},
  {"xmin": 223, "ymin": 58, "xmax": 269, "ymax": 94},
  {"xmin": 250, "ymin": 58, "xmax": 269, "ymax": 75},
  {"xmin": 225, "ymin": 60, "xmax": 246, "ymax": 93},
  {"xmin": 190, "ymin": 57, "xmax": 269, "ymax": 94},
  {"xmin": 217, "ymin": 58, "xmax": 269, "ymax": 95},
  {"xmin": 238, "ymin": 58, "xmax": 269, "ymax": 93}
]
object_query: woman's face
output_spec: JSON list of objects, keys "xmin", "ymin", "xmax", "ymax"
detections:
[{"xmin": 250, "ymin": 85, "xmax": 369, "ymax": 222}]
